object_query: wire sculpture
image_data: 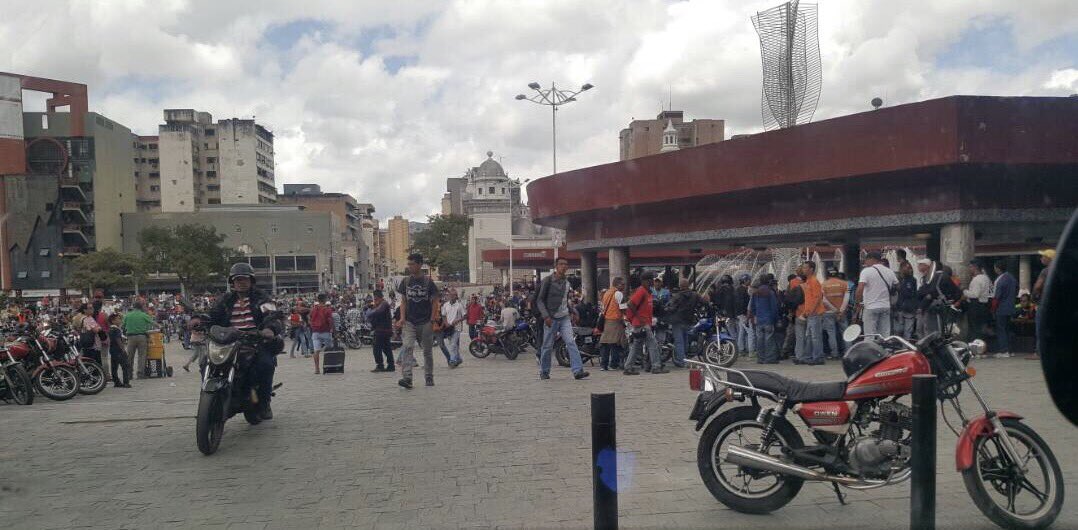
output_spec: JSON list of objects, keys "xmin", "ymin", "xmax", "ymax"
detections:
[{"xmin": 751, "ymin": 0, "xmax": 822, "ymax": 130}]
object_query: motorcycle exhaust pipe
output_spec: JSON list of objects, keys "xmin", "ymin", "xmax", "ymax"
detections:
[{"xmin": 724, "ymin": 445, "xmax": 866, "ymax": 486}]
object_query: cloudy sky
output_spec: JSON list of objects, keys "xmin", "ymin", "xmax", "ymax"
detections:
[{"xmin": 2, "ymin": 0, "xmax": 1076, "ymax": 221}]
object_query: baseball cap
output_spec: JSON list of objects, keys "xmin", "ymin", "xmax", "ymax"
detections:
[{"xmin": 1038, "ymin": 249, "xmax": 1056, "ymax": 259}]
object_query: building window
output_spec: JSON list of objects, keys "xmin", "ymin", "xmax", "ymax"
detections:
[
  {"xmin": 275, "ymin": 256, "xmax": 295, "ymax": 272},
  {"xmin": 16, "ymin": 271, "xmax": 27, "ymax": 279},
  {"xmin": 306, "ymin": 225, "xmax": 314, "ymax": 234},
  {"xmin": 207, "ymin": 198, "xmax": 221, "ymax": 205},
  {"xmin": 150, "ymin": 143, "xmax": 157, "ymax": 149},
  {"xmin": 207, "ymin": 157, "xmax": 216, "ymax": 163},
  {"xmin": 204, "ymin": 143, "xmax": 209, "ymax": 149},
  {"xmin": 270, "ymin": 224, "xmax": 278, "ymax": 233},
  {"xmin": 149, "ymin": 172, "xmax": 159, "ymax": 178},
  {"xmin": 295, "ymin": 255, "xmax": 316, "ymax": 271},
  {"xmin": 39, "ymin": 248, "xmax": 50, "ymax": 256},
  {"xmin": 40, "ymin": 271, "xmax": 51, "ymax": 278},
  {"xmin": 477, "ymin": 188, "xmax": 482, "ymax": 195},
  {"xmin": 150, "ymin": 185, "xmax": 160, "ymax": 191},
  {"xmin": 501, "ymin": 188, "xmax": 506, "ymax": 194},
  {"xmin": 41, "ymin": 115, "xmax": 48, "ymax": 129},
  {"xmin": 207, "ymin": 170, "xmax": 216, "ymax": 178},
  {"xmin": 234, "ymin": 224, "xmax": 241, "ymax": 233},
  {"xmin": 205, "ymin": 129, "xmax": 215, "ymax": 136},
  {"xmin": 206, "ymin": 184, "xmax": 220, "ymax": 191},
  {"xmin": 249, "ymin": 256, "xmax": 270, "ymax": 270},
  {"xmin": 489, "ymin": 186, "xmax": 495, "ymax": 194}
]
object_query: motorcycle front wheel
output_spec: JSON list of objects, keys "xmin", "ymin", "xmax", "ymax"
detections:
[
  {"xmin": 705, "ymin": 340, "xmax": 738, "ymax": 367},
  {"xmin": 962, "ymin": 418, "xmax": 1064, "ymax": 529},
  {"xmin": 196, "ymin": 392, "xmax": 226, "ymax": 455},
  {"xmin": 468, "ymin": 339, "xmax": 490, "ymax": 359},
  {"xmin": 33, "ymin": 365, "xmax": 79, "ymax": 401},
  {"xmin": 76, "ymin": 361, "xmax": 107, "ymax": 395},
  {"xmin": 5, "ymin": 364, "xmax": 33, "ymax": 405},
  {"xmin": 698, "ymin": 406, "xmax": 804, "ymax": 514},
  {"xmin": 345, "ymin": 335, "xmax": 362, "ymax": 349}
]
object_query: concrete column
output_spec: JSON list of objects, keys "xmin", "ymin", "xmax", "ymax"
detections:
[
  {"xmin": 941, "ymin": 223, "xmax": 975, "ymax": 287},
  {"xmin": 608, "ymin": 247, "xmax": 630, "ymax": 287},
  {"xmin": 580, "ymin": 251, "xmax": 598, "ymax": 304},
  {"xmin": 843, "ymin": 241, "xmax": 861, "ymax": 281},
  {"xmin": 1019, "ymin": 255, "xmax": 1032, "ymax": 292}
]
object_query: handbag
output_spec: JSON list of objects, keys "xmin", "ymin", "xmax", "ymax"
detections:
[{"xmin": 595, "ymin": 290, "xmax": 616, "ymax": 333}]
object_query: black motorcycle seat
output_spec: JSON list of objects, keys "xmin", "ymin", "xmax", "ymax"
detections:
[{"xmin": 726, "ymin": 370, "xmax": 847, "ymax": 402}]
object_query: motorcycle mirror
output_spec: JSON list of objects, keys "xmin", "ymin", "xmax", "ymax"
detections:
[{"xmin": 843, "ymin": 324, "xmax": 862, "ymax": 344}]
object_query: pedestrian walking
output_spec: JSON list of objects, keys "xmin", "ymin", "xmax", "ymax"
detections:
[
  {"xmin": 182, "ymin": 314, "xmax": 208, "ymax": 373},
  {"xmin": 536, "ymin": 257, "xmax": 590, "ymax": 380},
  {"xmin": 309, "ymin": 294, "xmax": 335, "ymax": 375},
  {"xmin": 366, "ymin": 290, "xmax": 395, "ymax": 373},
  {"xmin": 440, "ymin": 288, "xmax": 465, "ymax": 368},
  {"xmin": 395, "ymin": 253, "xmax": 441, "ymax": 389}
]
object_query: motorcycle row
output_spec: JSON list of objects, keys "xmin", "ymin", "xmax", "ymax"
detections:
[
  {"xmin": 465, "ymin": 308, "xmax": 740, "ymax": 370},
  {"xmin": 0, "ymin": 321, "xmax": 109, "ymax": 406}
]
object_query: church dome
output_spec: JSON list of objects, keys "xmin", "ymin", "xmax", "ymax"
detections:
[{"xmin": 476, "ymin": 151, "xmax": 507, "ymax": 180}]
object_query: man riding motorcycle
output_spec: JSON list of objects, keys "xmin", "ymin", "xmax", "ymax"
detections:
[{"xmin": 208, "ymin": 263, "xmax": 284, "ymax": 420}]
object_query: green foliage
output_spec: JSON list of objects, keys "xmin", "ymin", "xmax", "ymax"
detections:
[
  {"xmin": 67, "ymin": 248, "xmax": 143, "ymax": 294},
  {"xmin": 409, "ymin": 214, "xmax": 469, "ymax": 280},
  {"xmin": 139, "ymin": 224, "xmax": 239, "ymax": 294}
]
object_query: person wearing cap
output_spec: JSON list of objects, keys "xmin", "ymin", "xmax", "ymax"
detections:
[
  {"xmin": 964, "ymin": 260, "xmax": 993, "ymax": 344},
  {"xmin": 1030, "ymin": 249, "xmax": 1055, "ymax": 360},
  {"xmin": 857, "ymin": 251, "xmax": 898, "ymax": 337}
]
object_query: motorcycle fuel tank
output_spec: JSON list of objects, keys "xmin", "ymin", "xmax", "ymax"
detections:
[
  {"xmin": 796, "ymin": 401, "xmax": 853, "ymax": 430},
  {"xmin": 844, "ymin": 350, "xmax": 931, "ymax": 399},
  {"xmin": 5, "ymin": 341, "xmax": 30, "ymax": 359}
]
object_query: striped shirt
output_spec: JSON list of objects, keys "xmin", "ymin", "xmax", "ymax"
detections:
[{"xmin": 230, "ymin": 298, "xmax": 256, "ymax": 330}]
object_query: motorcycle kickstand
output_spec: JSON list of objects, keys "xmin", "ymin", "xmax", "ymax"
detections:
[{"xmin": 831, "ymin": 483, "xmax": 847, "ymax": 505}]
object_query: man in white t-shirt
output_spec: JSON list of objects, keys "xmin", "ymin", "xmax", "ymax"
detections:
[{"xmin": 856, "ymin": 251, "xmax": 898, "ymax": 337}]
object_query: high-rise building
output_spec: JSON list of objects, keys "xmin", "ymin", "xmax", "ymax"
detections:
[
  {"xmin": 134, "ymin": 135, "xmax": 161, "ymax": 211},
  {"xmin": 155, "ymin": 109, "xmax": 276, "ymax": 212},
  {"xmin": 619, "ymin": 110, "xmax": 724, "ymax": 160},
  {"xmin": 278, "ymin": 185, "xmax": 374, "ymax": 287},
  {"xmin": 386, "ymin": 215, "xmax": 410, "ymax": 274}
]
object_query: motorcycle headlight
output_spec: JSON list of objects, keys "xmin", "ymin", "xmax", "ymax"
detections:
[{"xmin": 206, "ymin": 341, "xmax": 235, "ymax": 365}]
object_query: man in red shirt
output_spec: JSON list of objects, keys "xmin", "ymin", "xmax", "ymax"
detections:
[
  {"xmin": 309, "ymin": 293, "xmax": 335, "ymax": 375},
  {"xmin": 623, "ymin": 272, "xmax": 669, "ymax": 375},
  {"xmin": 466, "ymin": 294, "xmax": 484, "ymax": 339}
]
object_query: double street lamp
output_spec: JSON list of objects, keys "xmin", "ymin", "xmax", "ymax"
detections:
[{"xmin": 515, "ymin": 81, "xmax": 594, "ymax": 176}]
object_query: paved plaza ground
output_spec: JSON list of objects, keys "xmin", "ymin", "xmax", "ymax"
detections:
[{"xmin": 1, "ymin": 340, "xmax": 1074, "ymax": 529}]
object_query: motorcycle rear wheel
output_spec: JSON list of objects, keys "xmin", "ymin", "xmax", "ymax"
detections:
[
  {"xmin": 196, "ymin": 392, "xmax": 225, "ymax": 455},
  {"xmin": 554, "ymin": 342, "xmax": 570, "ymax": 367},
  {"xmin": 469, "ymin": 339, "xmax": 490, "ymax": 359},
  {"xmin": 5, "ymin": 364, "xmax": 33, "ymax": 405},
  {"xmin": 76, "ymin": 361, "xmax": 107, "ymax": 395},
  {"xmin": 698, "ymin": 406, "xmax": 804, "ymax": 514},
  {"xmin": 345, "ymin": 335, "xmax": 362, "ymax": 349},
  {"xmin": 962, "ymin": 418, "xmax": 1063, "ymax": 529},
  {"xmin": 33, "ymin": 365, "xmax": 79, "ymax": 401}
]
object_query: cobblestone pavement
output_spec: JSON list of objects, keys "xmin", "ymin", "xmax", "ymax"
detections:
[{"xmin": 0, "ymin": 341, "xmax": 1074, "ymax": 529}]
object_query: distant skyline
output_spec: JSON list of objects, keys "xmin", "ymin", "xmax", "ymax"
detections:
[{"xmin": 3, "ymin": 0, "xmax": 1076, "ymax": 222}]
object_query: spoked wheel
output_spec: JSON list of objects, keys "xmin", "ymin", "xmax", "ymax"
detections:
[
  {"xmin": 698, "ymin": 406, "xmax": 804, "ymax": 514},
  {"xmin": 962, "ymin": 418, "xmax": 1064, "ymax": 529},
  {"xmin": 554, "ymin": 341, "xmax": 570, "ymax": 367},
  {"xmin": 33, "ymin": 365, "xmax": 79, "ymax": 401},
  {"xmin": 5, "ymin": 364, "xmax": 33, "ymax": 405},
  {"xmin": 344, "ymin": 335, "xmax": 362, "ymax": 349},
  {"xmin": 196, "ymin": 392, "xmax": 225, "ymax": 455},
  {"xmin": 469, "ymin": 339, "xmax": 490, "ymax": 359},
  {"xmin": 76, "ymin": 361, "xmax": 107, "ymax": 395},
  {"xmin": 706, "ymin": 340, "xmax": 738, "ymax": 367}
]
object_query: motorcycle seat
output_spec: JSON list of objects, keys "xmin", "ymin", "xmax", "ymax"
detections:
[{"xmin": 726, "ymin": 370, "xmax": 847, "ymax": 402}]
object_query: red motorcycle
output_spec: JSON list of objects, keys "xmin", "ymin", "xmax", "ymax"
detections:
[
  {"xmin": 48, "ymin": 324, "xmax": 108, "ymax": 395},
  {"xmin": 687, "ymin": 325, "xmax": 1063, "ymax": 529},
  {"xmin": 7, "ymin": 324, "xmax": 80, "ymax": 401},
  {"xmin": 0, "ymin": 347, "xmax": 33, "ymax": 405}
]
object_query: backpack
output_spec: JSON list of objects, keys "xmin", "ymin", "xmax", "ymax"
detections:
[{"xmin": 309, "ymin": 304, "xmax": 332, "ymax": 331}]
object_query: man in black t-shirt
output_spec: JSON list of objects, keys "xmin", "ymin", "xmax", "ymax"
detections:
[{"xmin": 395, "ymin": 253, "xmax": 440, "ymax": 389}]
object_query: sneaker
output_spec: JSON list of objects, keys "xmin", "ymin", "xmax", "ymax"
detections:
[
  {"xmin": 574, "ymin": 371, "xmax": 590, "ymax": 380},
  {"xmin": 425, "ymin": 375, "xmax": 434, "ymax": 387},
  {"xmin": 650, "ymin": 367, "xmax": 670, "ymax": 374},
  {"xmin": 260, "ymin": 403, "xmax": 273, "ymax": 421},
  {"xmin": 398, "ymin": 378, "xmax": 413, "ymax": 389},
  {"xmin": 994, "ymin": 352, "xmax": 1013, "ymax": 358},
  {"xmin": 371, "ymin": 366, "xmax": 386, "ymax": 373},
  {"xmin": 539, "ymin": 373, "xmax": 550, "ymax": 380}
]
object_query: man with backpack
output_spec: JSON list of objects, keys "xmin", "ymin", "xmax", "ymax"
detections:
[
  {"xmin": 309, "ymin": 293, "xmax": 335, "ymax": 375},
  {"xmin": 857, "ymin": 251, "xmax": 898, "ymax": 337},
  {"xmin": 536, "ymin": 257, "xmax": 589, "ymax": 380},
  {"xmin": 666, "ymin": 278, "xmax": 706, "ymax": 367}
]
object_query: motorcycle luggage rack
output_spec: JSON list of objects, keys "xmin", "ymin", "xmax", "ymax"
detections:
[{"xmin": 686, "ymin": 359, "xmax": 781, "ymax": 402}]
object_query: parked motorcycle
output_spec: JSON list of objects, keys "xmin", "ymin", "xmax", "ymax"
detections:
[
  {"xmin": 685, "ymin": 314, "xmax": 738, "ymax": 367},
  {"xmin": 196, "ymin": 319, "xmax": 281, "ymax": 456},
  {"xmin": 0, "ymin": 348, "xmax": 33, "ymax": 405},
  {"xmin": 686, "ymin": 324, "xmax": 1063, "ymax": 529},
  {"xmin": 47, "ymin": 325, "xmax": 107, "ymax": 395},
  {"xmin": 554, "ymin": 325, "xmax": 602, "ymax": 367},
  {"xmin": 468, "ymin": 321, "xmax": 523, "ymax": 360},
  {"xmin": 7, "ymin": 325, "xmax": 80, "ymax": 401}
]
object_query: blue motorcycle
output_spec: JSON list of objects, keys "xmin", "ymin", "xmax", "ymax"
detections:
[{"xmin": 686, "ymin": 314, "xmax": 738, "ymax": 367}]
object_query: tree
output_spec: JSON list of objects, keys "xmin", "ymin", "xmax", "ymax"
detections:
[
  {"xmin": 409, "ymin": 214, "xmax": 469, "ymax": 280},
  {"xmin": 67, "ymin": 248, "xmax": 143, "ymax": 294},
  {"xmin": 140, "ymin": 224, "xmax": 240, "ymax": 295}
]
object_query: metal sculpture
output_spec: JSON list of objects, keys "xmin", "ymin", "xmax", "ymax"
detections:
[{"xmin": 752, "ymin": 1, "xmax": 822, "ymax": 130}]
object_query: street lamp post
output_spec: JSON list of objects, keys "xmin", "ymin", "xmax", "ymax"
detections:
[
  {"xmin": 515, "ymin": 81, "xmax": 594, "ymax": 176},
  {"xmin": 260, "ymin": 237, "xmax": 277, "ymax": 295}
]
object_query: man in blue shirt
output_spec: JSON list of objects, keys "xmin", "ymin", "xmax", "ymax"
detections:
[
  {"xmin": 992, "ymin": 261, "xmax": 1018, "ymax": 356},
  {"xmin": 748, "ymin": 274, "xmax": 780, "ymax": 364}
]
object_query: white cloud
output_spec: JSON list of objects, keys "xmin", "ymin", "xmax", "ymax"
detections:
[{"xmin": 1, "ymin": 0, "xmax": 1075, "ymax": 221}]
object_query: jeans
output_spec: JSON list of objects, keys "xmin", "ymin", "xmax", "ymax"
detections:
[
  {"xmin": 399, "ymin": 321, "xmax": 434, "ymax": 380},
  {"xmin": 373, "ymin": 331, "xmax": 394, "ymax": 369},
  {"xmin": 755, "ymin": 324, "xmax": 776, "ymax": 363},
  {"xmin": 468, "ymin": 323, "xmax": 479, "ymax": 340},
  {"xmin": 291, "ymin": 327, "xmax": 312, "ymax": 355},
  {"xmin": 127, "ymin": 334, "xmax": 148, "ymax": 378},
  {"xmin": 436, "ymin": 330, "xmax": 452, "ymax": 364},
  {"xmin": 737, "ymin": 315, "xmax": 754, "ymax": 353},
  {"xmin": 895, "ymin": 311, "xmax": 916, "ymax": 339},
  {"xmin": 822, "ymin": 312, "xmax": 842, "ymax": 358},
  {"xmin": 625, "ymin": 325, "xmax": 660, "ymax": 371},
  {"xmin": 671, "ymin": 323, "xmax": 690, "ymax": 365},
  {"xmin": 599, "ymin": 343, "xmax": 622, "ymax": 370},
  {"xmin": 806, "ymin": 315, "xmax": 824, "ymax": 363},
  {"xmin": 443, "ymin": 328, "xmax": 462, "ymax": 363},
  {"xmin": 311, "ymin": 331, "xmax": 333, "ymax": 351},
  {"xmin": 540, "ymin": 316, "xmax": 583, "ymax": 375},
  {"xmin": 863, "ymin": 307, "xmax": 892, "ymax": 337},
  {"xmin": 995, "ymin": 313, "xmax": 1012, "ymax": 353},
  {"xmin": 109, "ymin": 347, "xmax": 132, "ymax": 385},
  {"xmin": 794, "ymin": 317, "xmax": 808, "ymax": 362}
]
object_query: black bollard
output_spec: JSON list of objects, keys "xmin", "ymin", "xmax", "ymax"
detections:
[
  {"xmin": 591, "ymin": 392, "xmax": 618, "ymax": 530},
  {"xmin": 910, "ymin": 374, "xmax": 937, "ymax": 530}
]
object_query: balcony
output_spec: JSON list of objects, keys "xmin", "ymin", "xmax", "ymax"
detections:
[
  {"xmin": 61, "ymin": 202, "xmax": 90, "ymax": 223},
  {"xmin": 62, "ymin": 246, "xmax": 84, "ymax": 256},
  {"xmin": 62, "ymin": 225, "xmax": 91, "ymax": 247}
]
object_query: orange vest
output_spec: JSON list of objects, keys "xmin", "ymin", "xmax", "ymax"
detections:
[
  {"xmin": 601, "ymin": 289, "xmax": 623, "ymax": 320},
  {"xmin": 797, "ymin": 277, "xmax": 825, "ymax": 317},
  {"xmin": 822, "ymin": 278, "xmax": 847, "ymax": 312}
]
